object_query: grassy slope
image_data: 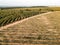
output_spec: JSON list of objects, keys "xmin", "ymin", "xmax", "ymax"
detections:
[{"xmin": 0, "ymin": 11, "xmax": 60, "ymax": 45}]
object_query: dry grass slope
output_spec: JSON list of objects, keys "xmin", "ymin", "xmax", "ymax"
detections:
[{"xmin": 0, "ymin": 11, "xmax": 60, "ymax": 45}]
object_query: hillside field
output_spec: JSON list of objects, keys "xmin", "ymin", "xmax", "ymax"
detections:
[
  {"xmin": 0, "ymin": 11, "xmax": 60, "ymax": 45},
  {"xmin": 0, "ymin": 6, "xmax": 60, "ymax": 27},
  {"xmin": 0, "ymin": 7, "xmax": 51, "ymax": 27},
  {"xmin": 0, "ymin": 7, "xmax": 60, "ymax": 45}
]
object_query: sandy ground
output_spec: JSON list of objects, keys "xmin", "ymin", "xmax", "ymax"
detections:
[{"xmin": 40, "ymin": 15, "xmax": 57, "ymax": 32}]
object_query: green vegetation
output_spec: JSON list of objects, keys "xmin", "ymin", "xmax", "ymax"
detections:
[
  {"xmin": 0, "ymin": 9, "xmax": 36, "ymax": 26},
  {"xmin": 0, "ymin": 7, "xmax": 51, "ymax": 27}
]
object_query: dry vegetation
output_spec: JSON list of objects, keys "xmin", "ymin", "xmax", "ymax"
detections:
[
  {"xmin": 50, "ymin": 7, "xmax": 60, "ymax": 11},
  {"xmin": 0, "ymin": 11, "xmax": 60, "ymax": 45}
]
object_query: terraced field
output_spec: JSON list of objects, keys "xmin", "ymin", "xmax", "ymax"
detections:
[{"xmin": 0, "ymin": 11, "xmax": 60, "ymax": 45}]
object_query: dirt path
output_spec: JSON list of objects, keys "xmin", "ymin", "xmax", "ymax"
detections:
[{"xmin": 0, "ymin": 12, "xmax": 52, "ymax": 30}]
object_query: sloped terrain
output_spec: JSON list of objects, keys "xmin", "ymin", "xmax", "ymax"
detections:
[{"xmin": 0, "ymin": 11, "xmax": 60, "ymax": 45}]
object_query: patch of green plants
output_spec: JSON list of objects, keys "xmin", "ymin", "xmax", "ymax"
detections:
[{"xmin": 0, "ymin": 8, "xmax": 50, "ymax": 27}]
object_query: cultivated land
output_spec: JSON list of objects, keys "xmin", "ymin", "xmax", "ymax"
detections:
[
  {"xmin": 0, "ymin": 11, "xmax": 60, "ymax": 45},
  {"xmin": 0, "ymin": 7, "xmax": 50, "ymax": 27}
]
